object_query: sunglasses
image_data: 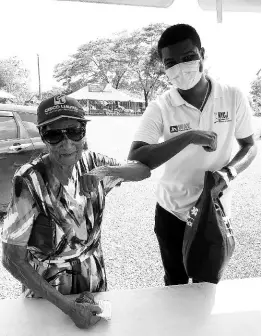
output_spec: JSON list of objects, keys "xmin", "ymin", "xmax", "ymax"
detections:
[{"xmin": 42, "ymin": 127, "xmax": 86, "ymax": 145}]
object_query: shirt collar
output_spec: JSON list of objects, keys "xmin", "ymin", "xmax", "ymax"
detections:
[
  {"xmin": 209, "ymin": 76, "xmax": 224, "ymax": 99},
  {"xmin": 169, "ymin": 86, "xmax": 185, "ymax": 107},
  {"xmin": 169, "ymin": 76, "xmax": 223, "ymax": 107}
]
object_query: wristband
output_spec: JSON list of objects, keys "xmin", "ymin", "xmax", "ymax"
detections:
[
  {"xmin": 223, "ymin": 166, "xmax": 238, "ymax": 181},
  {"xmin": 216, "ymin": 170, "xmax": 230, "ymax": 187}
]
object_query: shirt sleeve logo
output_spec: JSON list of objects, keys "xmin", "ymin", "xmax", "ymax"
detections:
[
  {"xmin": 214, "ymin": 111, "xmax": 232, "ymax": 123},
  {"xmin": 170, "ymin": 122, "xmax": 191, "ymax": 133}
]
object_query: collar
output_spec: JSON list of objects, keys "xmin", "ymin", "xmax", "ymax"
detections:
[
  {"xmin": 208, "ymin": 76, "xmax": 224, "ymax": 99},
  {"xmin": 169, "ymin": 76, "xmax": 224, "ymax": 107}
]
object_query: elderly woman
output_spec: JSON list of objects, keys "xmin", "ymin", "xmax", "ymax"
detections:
[{"xmin": 1, "ymin": 95, "xmax": 150, "ymax": 329}]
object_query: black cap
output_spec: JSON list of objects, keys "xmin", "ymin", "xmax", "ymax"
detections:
[{"xmin": 37, "ymin": 95, "xmax": 89, "ymax": 127}]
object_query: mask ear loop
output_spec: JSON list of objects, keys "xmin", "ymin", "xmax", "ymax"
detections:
[
  {"xmin": 199, "ymin": 59, "xmax": 204, "ymax": 73},
  {"xmin": 199, "ymin": 47, "xmax": 205, "ymax": 73}
]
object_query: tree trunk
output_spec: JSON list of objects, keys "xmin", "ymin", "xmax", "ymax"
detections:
[{"xmin": 144, "ymin": 90, "xmax": 149, "ymax": 108}]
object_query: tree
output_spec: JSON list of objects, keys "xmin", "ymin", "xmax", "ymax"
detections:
[
  {"xmin": 0, "ymin": 57, "xmax": 31, "ymax": 104},
  {"xmin": 24, "ymin": 87, "xmax": 65, "ymax": 106},
  {"xmin": 41, "ymin": 87, "xmax": 66, "ymax": 100},
  {"xmin": 54, "ymin": 35, "xmax": 132, "ymax": 93},
  {"xmin": 123, "ymin": 23, "xmax": 170, "ymax": 106},
  {"xmin": 250, "ymin": 70, "xmax": 261, "ymax": 116},
  {"xmin": 53, "ymin": 23, "xmax": 170, "ymax": 107}
]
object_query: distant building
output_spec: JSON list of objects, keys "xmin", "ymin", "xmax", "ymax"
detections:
[{"xmin": 69, "ymin": 83, "xmax": 145, "ymax": 116}]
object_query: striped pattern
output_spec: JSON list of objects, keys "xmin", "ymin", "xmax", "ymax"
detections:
[{"xmin": 1, "ymin": 150, "xmax": 121, "ymax": 297}]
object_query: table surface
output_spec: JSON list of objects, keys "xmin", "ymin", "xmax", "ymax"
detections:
[{"xmin": 0, "ymin": 277, "xmax": 261, "ymax": 336}]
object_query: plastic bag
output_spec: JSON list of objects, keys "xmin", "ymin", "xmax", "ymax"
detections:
[{"xmin": 182, "ymin": 171, "xmax": 235, "ymax": 284}]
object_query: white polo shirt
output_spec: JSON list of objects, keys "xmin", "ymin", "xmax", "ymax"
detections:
[{"xmin": 133, "ymin": 77, "xmax": 254, "ymax": 221}]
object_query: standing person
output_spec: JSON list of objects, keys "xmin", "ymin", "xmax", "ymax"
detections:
[
  {"xmin": 1, "ymin": 95, "xmax": 150, "ymax": 329},
  {"xmin": 128, "ymin": 24, "xmax": 257, "ymax": 286}
]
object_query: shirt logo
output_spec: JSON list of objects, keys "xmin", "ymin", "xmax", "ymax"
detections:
[
  {"xmin": 214, "ymin": 111, "xmax": 232, "ymax": 123},
  {"xmin": 170, "ymin": 122, "xmax": 191, "ymax": 133},
  {"xmin": 54, "ymin": 95, "xmax": 67, "ymax": 105}
]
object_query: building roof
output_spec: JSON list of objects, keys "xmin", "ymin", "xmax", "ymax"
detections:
[{"xmin": 69, "ymin": 83, "xmax": 144, "ymax": 103}]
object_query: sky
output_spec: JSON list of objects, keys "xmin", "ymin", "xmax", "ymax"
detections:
[{"xmin": 1, "ymin": 0, "xmax": 261, "ymax": 94}]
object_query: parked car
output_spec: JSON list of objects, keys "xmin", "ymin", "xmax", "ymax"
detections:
[{"xmin": 0, "ymin": 103, "xmax": 47, "ymax": 214}]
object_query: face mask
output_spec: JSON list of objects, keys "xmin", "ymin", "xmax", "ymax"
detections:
[{"xmin": 165, "ymin": 60, "xmax": 202, "ymax": 90}]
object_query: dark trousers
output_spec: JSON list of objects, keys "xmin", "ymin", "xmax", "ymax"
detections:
[{"xmin": 154, "ymin": 203, "xmax": 199, "ymax": 286}]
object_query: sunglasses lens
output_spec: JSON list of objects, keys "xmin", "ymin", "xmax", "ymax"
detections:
[
  {"xmin": 43, "ymin": 130, "xmax": 63, "ymax": 144},
  {"xmin": 67, "ymin": 128, "xmax": 85, "ymax": 141},
  {"xmin": 42, "ymin": 128, "xmax": 85, "ymax": 144}
]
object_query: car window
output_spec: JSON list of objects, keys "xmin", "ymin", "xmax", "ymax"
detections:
[
  {"xmin": 18, "ymin": 112, "xmax": 39, "ymax": 138},
  {"xmin": 0, "ymin": 116, "xmax": 18, "ymax": 141}
]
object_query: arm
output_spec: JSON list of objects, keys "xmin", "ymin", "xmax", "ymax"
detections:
[
  {"xmin": 81, "ymin": 157, "xmax": 151, "ymax": 196},
  {"xmin": 128, "ymin": 134, "xmax": 194, "ymax": 170},
  {"xmin": 92, "ymin": 151, "xmax": 151, "ymax": 182},
  {"xmin": 102, "ymin": 160, "xmax": 151, "ymax": 182},
  {"xmin": 225, "ymin": 88, "xmax": 258, "ymax": 175},
  {"xmin": 128, "ymin": 129, "xmax": 217, "ymax": 170},
  {"xmin": 127, "ymin": 101, "xmax": 216, "ymax": 170},
  {"xmin": 213, "ymin": 88, "xmax": 257, "ymax": 193},
  {"xmin": 213, "ymin": 135, "xmax": 257, "ymax": 193},
  {"xmin": 2, "ymin": 243, "xmax": 101, "ymax": 328},
  {"xmin": 2, "ymin": 242, "xmax": 72, "ymax": 314},
  {"xmin": 1, "ymin": 175, "xmax": 101, "ymax": 329},
  {"xmin": 226, "ymin": 135, "xmax": 257, "ymax": 175}
]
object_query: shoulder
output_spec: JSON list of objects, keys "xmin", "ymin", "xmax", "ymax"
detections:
[
  {"xmin": 80, "ymin": 150, "xmax": 97, "ymax": 171},
  {"xmin": 210, "ymin": 77, "xmax": 246, "ymax": 102},
  {"xmin": 12, "ymin": 156, "xmax": 50, "ymax": 199},
  {"xmin": 15, "ymin": 156, "xmax": 48, "ymax": 183},
  {"xmin": 141, "ymin": 88, "xmax": 174, "ymax": 122},
  {"xmin": 15, "ymin": 162, "xmax": 35, "ymax": 179},
  {"xmin": 154, "ymin": 88, "xmax": 175, "ymax": 110}
]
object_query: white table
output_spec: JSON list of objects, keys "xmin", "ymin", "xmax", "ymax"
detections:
[{"xmin": 0, "ymin": 278, "xmax": 260, "ymax": 336}]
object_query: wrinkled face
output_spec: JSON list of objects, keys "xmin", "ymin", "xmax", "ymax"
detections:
[
  {"xmin": 161, "ymin": 39, "xmax": 204, "ymax": 70},
  {"xmin": 42, "ymin": 118, "xmax": 87, "ymax": 167}
]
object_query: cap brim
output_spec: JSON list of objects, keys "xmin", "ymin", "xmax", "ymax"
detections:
[{"xmin": 37, "ymin": 115, "xmax": 91, "ymax": 127}]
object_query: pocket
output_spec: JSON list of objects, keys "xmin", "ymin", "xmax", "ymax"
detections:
[
  {"xmin": 154, "ymin": 203, "xmax": 160, "ymax": 234},
  {"xmin": 154, "ymin": 203, "xmax": 167, "ymax": 236},
  {"xmin": 28, "ymin": 213, "xmax": 56, "ymax": 255}
]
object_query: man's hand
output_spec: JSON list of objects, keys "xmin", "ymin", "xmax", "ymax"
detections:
[
  {"xmin": 191, "ymin": 130, "xmax": 217, "ymax": 152},
  {"xmin": 68, "ymin": 299, "xmax": 102, "ymax": 329},
  {"xmin": 212, "ymin": 170, "xmax": 230, "ymax": 198}
]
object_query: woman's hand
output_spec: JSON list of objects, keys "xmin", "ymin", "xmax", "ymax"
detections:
[
  {"xmin": 68, "ymin": 298, "xmax": 102, "ymax": 329},
  {"xmin": 80, "ymin": 162, "xmax": 151, "ymax": 197},
  {"xmin": 88, "ymin": 162, "xmax": 151, "ymax": 182},
  {"xmin": 80, "ymin": 169, "xmax": 108, "ymax": 197}
]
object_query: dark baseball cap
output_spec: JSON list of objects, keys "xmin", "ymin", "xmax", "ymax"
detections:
[{"xmin": 37, "ymin": 95, "xmax": 90, "ymax": 127}]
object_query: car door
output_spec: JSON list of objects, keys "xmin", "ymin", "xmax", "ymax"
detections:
[
  {"xmin": 15, "ymin": 109, "xmax": 47, "ymax": 159},
  {"xmin": 0, "ymin": 111, "xmax": 36, "ymax": 213}
]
